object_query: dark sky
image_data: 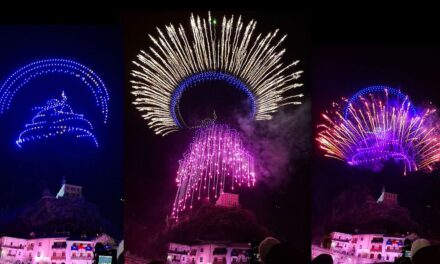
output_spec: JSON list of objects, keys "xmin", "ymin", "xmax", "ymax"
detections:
[
  {"xmin": 0, "ymin": 25, "xmax": 124, "ymax": 234},
  {"xmin": 123, "ymin": 10, "xmax": 311, "ymax": 256},
  {"xmin": 311, "ymin": 46, "xmax": 440, "ymax": 235}
]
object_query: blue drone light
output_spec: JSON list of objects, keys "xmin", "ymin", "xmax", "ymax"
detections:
[
  {"xmin": 170, "ymin": 71, "xmax": 256, "ymax": 128},
  {"xmin": 0, "ymin": 58, "xmax": 109, "ymax": 123},
  {"xmin": 344, "ymin": 85, "xmax": 417, "ymax": 119},
  {"xmin": 16, "ymin": 92, "xmax": 98, "ymax": 148}
]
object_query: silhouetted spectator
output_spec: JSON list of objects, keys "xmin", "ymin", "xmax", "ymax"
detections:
[
  {"xmin": 148, "ymin": 261, "xmax": 163, "ymax": 264},
  {"xmin": 410, "ymin": 238, "xmax": 431, "ymax": 261},
  {"xmin": 312, "ymin": 253, "xmax": 333, "ymax": 264},
  {"xmin": 265, "ymin": 243, "xmax": 297, "ymax": 264},
  {"xmin": 258, "ymin": 237, "xmax": 306, "ymax": 264},
  {"xmin": 259, "ymin": 237, "xmax": 281, "ymax": 263},
  {"xmin": 412, "ymin": 245, "xmax": 440, "ymax": 264}
]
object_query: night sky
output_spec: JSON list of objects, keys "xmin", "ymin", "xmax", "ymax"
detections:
[
  {"xmin": 311, "ymin": 47, "xmax": 440, "ymax": 238},
  {"xmin": 123, "ymin": 10, "xmax": 311, "ymax": 257},
  {"xmin": 0, "ymin": 26, "xmax": 124, "ymax": 235}
]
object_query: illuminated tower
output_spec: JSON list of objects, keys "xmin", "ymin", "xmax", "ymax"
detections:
[
  {"xmin": 215, "ymin": 193, "xmax": 240, "ymax": 208},
  {"xmin": 56, "ymin": 176, "xmax": 83, "ymax": 199},
  {"xmin": 377, "ymin": 186, "xmax": 398, "ymax": 206}
]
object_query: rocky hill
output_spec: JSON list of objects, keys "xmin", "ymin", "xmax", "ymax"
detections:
[{"xmin": 0, "ymin": 196, "xmax": 118, "ymax": 238}]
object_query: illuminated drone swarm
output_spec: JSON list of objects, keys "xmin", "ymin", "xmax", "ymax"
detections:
[
  {"xmin": 16, "ymin": 92, "xmax": 98, "ymax": 148},
  {"xmin": 131, "ymin": 12, "xmax": 303, "ymax": 135},
  {"xmin": 171, "ymin": 124, "xmax": 255, "ymax": 221},
  {"xmin": 0, "ymin": 58, "xmax": 109, "ymax": 123},
  {"xmin": 317, "ymin": 86, "xmax": 440, "ymax": 174}
]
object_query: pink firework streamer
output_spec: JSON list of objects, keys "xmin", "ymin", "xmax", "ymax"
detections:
[{"xmin": 171, "ymin": 124, "xmax": 255, "ymax": 221}]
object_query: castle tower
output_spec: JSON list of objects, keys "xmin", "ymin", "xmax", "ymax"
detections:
[
  {"xmin": 215, "ymin": 192, "xmax": 240, "ymax": 208},
  {"xmin": 56, "ymin": 176, "xmax": 83, "ymax": 199},
  {"xmin": 377, "ymin": 186, "xmax": 398, "ymax": 205}
]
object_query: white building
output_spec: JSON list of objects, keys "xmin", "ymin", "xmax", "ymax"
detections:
[
  {"xmin": 167, "ymin": 242, "xmax": 250, "ymax": 264},
  {"xmin": 56, "ymin": 177, "xmax": 82, "ymax": 199},
  {"xmin": 0, "ymin": 234, "xmax": 114, "ymax": 264},
  {"xmin": 215, "ymin": 193, "xmax": 240, "ymax": 208},
  {"xmin": 0, "ymin": 236, "xmax": 27, "ymax": 264},
  {"xmin": 328, "ymin": 232, "xmax": 405, "ymax": 263}
]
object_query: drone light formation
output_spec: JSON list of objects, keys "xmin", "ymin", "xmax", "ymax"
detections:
[
  {"xmin": 171, "ymin": 124, "xmax": 255, "ymax": 221},
  {"xmin": 317, "ymin": 86, "xmax": 440, "ymax": 175},
  {"xmin": 131, "ymin": 12, "xmax": 303, "ymax": 136},
  {"xmin": 0, "ymin": 58, "xmax": 109, "ymax": 123},
  {"xmin": 16, "ymin": 92, "xmax": 98, "ymax": 148}
]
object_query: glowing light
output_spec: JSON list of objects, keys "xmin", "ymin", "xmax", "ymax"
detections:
[
  {"xmin": 131, "ymin": 11, "xmax": 303, "ymax": 135},
  {"xmin": 317, "ymin": 85, "xmax": 440, "ymax": 174},
  {"xmin": 0, "ymin": 58, "xmax": 109, "ymax": 123},
  {"xmin": 171, "ymin": 124, "xmax": 255, "ymax": 221},
  {"xmin": 16, "ymin": 92, "xmax": 98, "ymax": 148}
]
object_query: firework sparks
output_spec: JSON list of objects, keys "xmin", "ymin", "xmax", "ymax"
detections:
[
  {"xmin": 317, "ymin": 86, "xmax": 440, "ymax": 175},
  {"xmin": 171, "ymin": 124, "xmax": 255, "ymax": 221},
  {"xmin": 131, "ymin": 12, "xmax": 303, "ymax": 136}
]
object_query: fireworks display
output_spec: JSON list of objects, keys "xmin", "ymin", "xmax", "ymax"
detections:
[
  {"xmin": 131, "ymin": 12, "xmax": 303, "ymax": 136},
  {"xmin": 171, "ymin": 124, "xmax": 255, "ymax": 221},
  {"xmin": 0, "ymin": 58, "xmax": 109, "ymax": 123},
  {"xmin": 317, "ymin": 86, "xmax": 440, "ymax": 174},
  {"xmin": 16, "ymin": 92, "xmax": 98, "ymax": 148}
]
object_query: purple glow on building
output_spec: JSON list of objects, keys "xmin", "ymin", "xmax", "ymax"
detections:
[
  {"xmin": 317, "ymin": 86, "xmax": 440, "ymax": 174},
  {"xmin": 171, "ymin": 124, "xmax": 255, "ymax": 221}
]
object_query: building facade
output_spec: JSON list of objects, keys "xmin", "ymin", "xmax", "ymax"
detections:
[
  {"xmin": 167, "ymin": 242, "xmax": 250, "ymax": 264},
  {"xmin": 0, "ymin": 237, "xmax": 27, "ymax": 264},
  {"xmin": 0, "ymin": 234, "xmax": 113, "ymax": 264},
  {"xmin": 328, "ymin": 232, "xmax": 405, "ymax": 263}
]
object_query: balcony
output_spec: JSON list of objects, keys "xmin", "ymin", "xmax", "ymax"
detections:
[
  {"xmin": 52, "ymin": 243, "xmax": 67, "ymax": 249},
  {"xmin": 51, "ymin": 256, "xmax": 66, "ymax": 260},
  {"xmin": 370, "ymin": 247, "xmax": 382, "ymax": 252},
  {"xmin": 0, "ymin": 244, "xmax": 25, "ymax": 249},
  {"xmin": 332, "ymin": 238, "xmax": 351, "ymax": 242},
  {"xmin": 168, "ymin": 250, "xmax": 189, "ymax": 255},
  {"xmin": 386, "ymin": 248, "xmax": 401, "ymax": 253},
  {"xmin": 71, "ymin": 255, "xmax": 93, "ymax": 260}
]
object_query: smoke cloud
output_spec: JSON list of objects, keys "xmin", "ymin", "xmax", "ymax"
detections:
[{"xmin": 237, "ymin": 100, "xmax": 311, "ymax": 189}]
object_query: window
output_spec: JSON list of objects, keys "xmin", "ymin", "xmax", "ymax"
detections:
[
  {"xmin": 359, "ymin": 245, "xmax": 362, "ymax": 249},
  {"xmin": 38, "ymin": 242, "xmax": 42, "ymax": 247},
  {"xmin": 37, "ymin": 252, "xmax": 41, "ymax": 257},
  {"xmin": 200, "ymin": 257, "xmax": 203, "ymax": 263},
  {"xmin": 10, "ymin": 242, "xmax": 13, "ymax": 246},
  {"xmin": 370, "ymin": 254, "xmax": 373, "ymax": 259},
  {"xmin": 200, "ymin": 247, "xmax": 203, "ymax": 252}
]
